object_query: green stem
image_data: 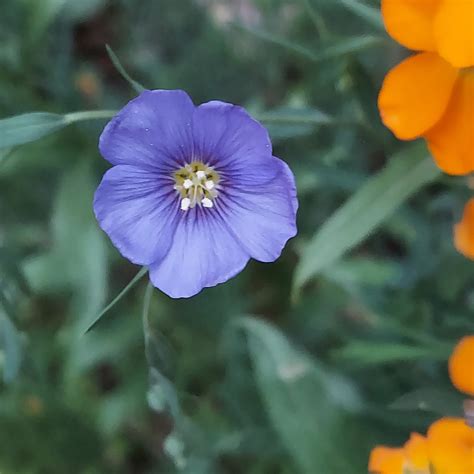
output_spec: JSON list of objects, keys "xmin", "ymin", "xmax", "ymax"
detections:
[
  {"xmin": 65, "ymin": 110, "xmax": 117, "ymax": 124},
  {"xmin": 82, "ymin": 266, "xmax": 148, "ymax": 334}
]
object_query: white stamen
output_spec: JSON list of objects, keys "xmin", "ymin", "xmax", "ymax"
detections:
[
  {"xmin": 180, "ymin": 197, "xmax": 191, "ymax": 211},
  {"xmin": 183, "ymin": 179, "xmax": 193, "ymax": 189},
  {"xmin": 202, "ymin": 197, "xmax": 213, "ymax": 208},
  {"xmin": 174, "ymin": 162, "xmax": 219, "ymax": 211}
]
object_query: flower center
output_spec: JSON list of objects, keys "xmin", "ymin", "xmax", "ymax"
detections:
[{"xmin": 173, "ymin": 161, "xmax": 220, "ymax": 211}]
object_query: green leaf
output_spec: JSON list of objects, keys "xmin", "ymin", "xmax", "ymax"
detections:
[
  {"xmin": 300, "ymin": 0, "xmax": 329, "ymax": 39},
  {"xmin": 0, "ymin": 110, "xmax": 116, "ymax": 149},
  {"xmin": 0, "ymin": 312, "xmax": 22, "ymax": 383},
  {"xmin": 258, "ymin": 107, "xmax": 336, "ymax": 140},
  {"xmin": 143, "ymin": 283, "xmax": 180, "ymax": 417},
  {"xmin": 293, "ymin": 143, "xmax": 441, "ymax": 296},
  {"xmin": 235, "ymin": 317, "xmax": 367, "ymax": 474},
  {"xmin": 390, "ymin": 388, "xmax": 464, "ymax": 417},
  {"xmin": 0, "ymin": 147, "xmax": 16, "ymax": 167},
  {"xmin": 310, "ymin": 36, "xmax": 384, "ymax": 62},
  {"xmin": 142, "ymin": 284, "xmax": 181, "ymax": 442},
  {"xmin": 323, "ymin": 257, "xmax": 400, "ymax": 288},
  {"xmin": 333, "ymin": 341, "xmax": 449, "ymax": 367},
  {"xmin": 0, "ymin": 287, "xmax": 16, "ymax": 321},
  {"xmin": 25, "ymin": 0, "xmax": 67, "ymax": 41},
  {"xmin": 0, "ymin": 113, "xmax": 68, "ymax": 149},
  {"xmin": 338, "ymin": 0, "xmax": 384, "ymax": 30},
  {"xmin": 106, "ymin": 44, "xmax": 146, "ymax": 94},
  {"xmin": 234, "ymin": 22, "xmax": 383, "ymax": 63},
  {"xmin": 23, "ymin": 163, "xmax": 109, "ymax": 338},
  {"xmin": 258, "ymin": 108, "xmax": 334, "ymax": 126}
]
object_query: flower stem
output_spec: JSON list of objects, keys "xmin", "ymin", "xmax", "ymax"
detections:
[{"xmin": 82, "ymin": 266, "xmax": 148, "ymax": 334}]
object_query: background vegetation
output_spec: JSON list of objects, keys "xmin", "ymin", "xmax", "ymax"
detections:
[{"xmin": 0, "ymin": 0, "xmax": 471, "ymax": 473}]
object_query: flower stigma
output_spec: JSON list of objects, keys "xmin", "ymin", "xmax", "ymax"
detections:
[{"xmin": 173, "ymin": 161, "xmax": 220, "ymax": 211}]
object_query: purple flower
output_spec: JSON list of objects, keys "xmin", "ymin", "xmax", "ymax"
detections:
[{"xmin": 94, "ymin": 90, "xmax": 297, "ymax": 298}]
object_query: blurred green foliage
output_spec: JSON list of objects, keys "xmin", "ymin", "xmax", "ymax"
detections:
[{"xmin": 0, "ymin": 0, "xmax": 472, "ymax": 473}]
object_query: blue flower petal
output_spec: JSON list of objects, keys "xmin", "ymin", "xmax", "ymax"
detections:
[
  {"xmin": 99, "ymin": 90, "xmax": 194, "ymax": 171},
  {"xmin": 94, "ymin": 164, "xmax": 179, "ymax": 265},
  {"xmin": 220, "ymin": 157, "xmax": 298, "ymax": 262},
  {"xmin": 148, "ymin": 209, "xmax": 249, "ymax": 298},
  {"xmin": 193, "ymin": 101, "xmax": 273, "ymax": 171}
]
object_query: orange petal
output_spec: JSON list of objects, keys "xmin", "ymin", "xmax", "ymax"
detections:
[
  {"xmin": 454, "ymin": 200, "xmax": 474, "ymax": 260},
  {"xmin": 426, "ymin": 71, "xmax": 474, "ymax": 175},
  {"xmin": 449, "ymin": 335, "xmax": 474, "ymax": 396},
  {"xmin": 434, "ymin": 0, "xmax": 474, "ymax": 68},
  {"xmin": 381, "ymin": 0, "xmax": 440, "ymax": 51},
  {"xmin": 378, "ymin": 52, "xmax": 458, "ymax": 139},
  {"xmin": 368, "ymin": 446, "xmax": 404, "ymax": 474},
  {"xmin": 427, "ymin": 417, "xmax": 474, "ymax": 474},
  {"xmin": 404, "ymin": 433, "xmax": 430, "ymax": 471}
]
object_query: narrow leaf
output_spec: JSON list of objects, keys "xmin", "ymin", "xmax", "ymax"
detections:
[
  {"xmin": 300, "ymin": 0, "xmax": 329, "ymax": 39},
  {"xmin": 0, "ymin": 113, "xmax": 68, "ymax": 148},
  {"xmin": 338, "ymin": 0, "xmax": 384, "ymax": 30},
  {"xmin": 390, "ymin": 388, "xmax": 464, "ymax": 417},
  {"xmin": 143, "ymin": 282, "xmax": 179, "ymax": 418},
  {"xmin": 293, "ymin": 143, "xmax": 440, "ymax": 296},
  {"xmin": 258, "ymin": 107, "xmax": 346, "ymax": 141},
  {"xmin": 333, "ymin": 341, "xmax": 449, "ymax": 367},
  {"xmin": 0, "ymin": 312, "xmax": 22, "ymax": 383},
  {"xmin": 258, "ymin": 108, "xmax": 334, "ymax": 126},
  {"xmin": 323, "ymin": 257, "xmax": 400, "ymax": 288},
  {"xmin": 234, "ymin": 22, "xmax": 383, "ymax": 63},
  {"xmin": 106, "ymin": 44, "xmax": 146, "ymax": 93},
  {"xmin": 310, "ymin": 35, "xmax": 384, "ymax": 62},
  {"xmin": 0, "ymin": 249, "xmax": 30, "ymax": 295},
  {"xmin": 83, "ymin": 266, "xmax": 148, "ymax": 334},
  {"xmin": 0, "ymin": 287, "xmax": 16, "ymax": 321},
  {"xmin": 0, "ymin": 110, "xmax": 116, "ymax": 149},
  {"xmin": 233, "ymin": 22, "xmax": 320, "ymax": 61},
  {"xmin": 235, "ymin": 317, "xmax": 367, "ymax": 474}
]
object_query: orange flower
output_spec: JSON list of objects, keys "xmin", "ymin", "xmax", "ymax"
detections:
[
  {"xmin": 369, "ymin": 421, "xmax": 474, "ymax": 474},
  {"xmin": 455, "ymin": 199, "xmax": 474, "ymax": 260},
  {"xmin": 403, "ymin": 433, "xmax": 430, "ymax": 472},
  {"xmin": 449, "ymin": 335, "xmax": 474, "ymax": 396},
  {"xmin": 368, "ymin": 446, "xmax": 404, "ymax": 474},
  {"xmin": 427, "ymin": 417, "xmax": 474, "ymax": 474},
  {"xmin": 379, "ymin": 0, "xmax": 474, "ymax": 175},
  {"xmin": 369, "ymin": 334, "xmax": 474, "ymax": 473},
  {"xmin": 368, "ymin": 433, "xmax": 429, "ymax": 474}
]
